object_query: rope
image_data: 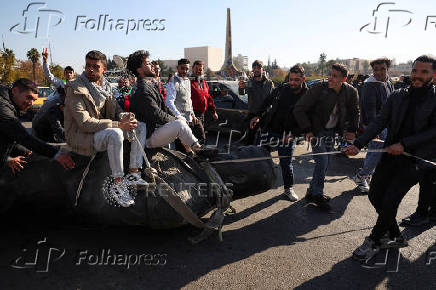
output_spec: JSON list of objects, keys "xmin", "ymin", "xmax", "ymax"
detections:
[
  {"xmin": 210, "ymin": 148, "xmax": 436, "ymax": 166},
  {"xmin": 75, "ymin": 154, "xmax": 96, "ymax": 206}
]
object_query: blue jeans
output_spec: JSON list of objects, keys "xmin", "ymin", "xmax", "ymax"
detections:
[
  {"xmin": 308, "ymin": 128, "xmax": 336, "ymax": 196},
  {"xmin": 259, "ymin": 132, "xmax": 296, "ymax": 189},
  {"xmin": 359, "ymin": 128, "xmax": 387, "ymax": 177}
]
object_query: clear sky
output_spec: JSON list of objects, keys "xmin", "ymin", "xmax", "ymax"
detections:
[{"xmin": 2, "ymin": 0, "xmax": 436, "ymax": 72}]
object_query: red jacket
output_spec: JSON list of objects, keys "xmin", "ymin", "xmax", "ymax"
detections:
[
  {"xmin": 157, "ymin": 80, "xmax": 167, "ymax": 102},
  {"xmin": 190, "ymin": 79, "xmax": 216, "ymax": 115}
]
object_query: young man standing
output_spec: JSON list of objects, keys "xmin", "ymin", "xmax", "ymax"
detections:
[
  {"xmin": 151, "ymin": 61, "xmax": 167, "ymax": 102},
  {"xmin": 250, "ymin": 65, "xmax": 308, "ymax": 201},
  {"xmin": 190, "ymin": 60, "xmax": 218, "ymax": 144},
  {"xmin": 239, "ymin": 60, "xmax": 274, "ymax": 145},
  {"xmin": 165, "ymin": 59, "xmax": 197, "ymax": 125},
  {"xmin": 65, "ymin": 50, "xmax": 147, "ymax": 208},
  {"xmin": 353, "ymin": 58, "xmax": 394, "ymax": 193},
  {"xmin": 344, "ymin": 55, "xmax": 436, "ymax": 261},
  {"xmin": 294, "ymin": 64, "xmax": 360, "ymax": 210}
]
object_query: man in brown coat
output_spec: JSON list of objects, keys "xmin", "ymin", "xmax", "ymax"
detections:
[{"xmin": 65, "ymin": 50, "xmax": 147, "ymax": 207}]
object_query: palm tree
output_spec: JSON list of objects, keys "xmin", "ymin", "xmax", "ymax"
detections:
[{"xmin": 26, "ymin": 48, "xmax": 40, "ymax": 83}]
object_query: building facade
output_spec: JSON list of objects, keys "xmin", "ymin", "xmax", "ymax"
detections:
[{"xmin": 184, "ymin": 46, "xmax": 223, "ymax": 71}]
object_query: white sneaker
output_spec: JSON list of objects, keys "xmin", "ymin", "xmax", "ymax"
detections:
[
  {"xmin": 125, "ymin": 172, "xmax": 147, "ymax": 187},
  {"xmin": 109, "ymin": 181, "xmax": 135, "ymax": 207},
  {"xmin": 352, "ymin": 172, "xmax": 370, "ymax": 193},
  {"xmin": 353, "ymin": 237, "xmax": 380, "ymax": 262},
  {"xmin": 283, "ymin": 187, "xmax": 298, "ymax": 202}
]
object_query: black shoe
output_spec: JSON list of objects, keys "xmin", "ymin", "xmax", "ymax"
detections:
[
  {"xmin": 381, "ymin": 234, "xmax": 408, "ymax": 249},
  {"xmin": 305, "ymin": 191, "xmax": 313, "ymax": 201},
  {"xmin": 312, "ymin": 195, "xmax": 332, "ymax": 211},
  {"xmin": 305, "ymin": 190, "xmax": 331, "ymax": 202},
  {"xmin": 401, "ymin": 212, "xmax": 429, "ymax": 227}
]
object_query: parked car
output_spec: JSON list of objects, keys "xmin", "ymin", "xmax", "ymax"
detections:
[
  {"xmin": 306, "ymin": 78, "xmax": 328, "ymax": 87},
  {"xmin": 205, "ymin": 80, "xmax": 249, "ymax": 134}
]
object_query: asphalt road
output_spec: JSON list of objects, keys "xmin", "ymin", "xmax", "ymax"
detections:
[{"xmin": 0, "ymin": 137, "xmax": 435, "ymax": 289}]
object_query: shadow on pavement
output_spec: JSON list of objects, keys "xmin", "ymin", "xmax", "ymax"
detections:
[{"xmin": 0, "ymin": 186, "xmax": 358, "ymax": 289}]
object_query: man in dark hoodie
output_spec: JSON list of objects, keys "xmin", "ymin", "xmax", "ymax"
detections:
[
  {"xmin": 344, "ymin": 55, "xmax": 436, "ymax": 262},
  {"xmin": 250, "ymin": 64, "xmax": 307, "ymax": 201},
  {"xmin": 353, "ymin": 58, "xmax": 394, "ymax": 193},
  {"xmin": 32, "ymin": 87, "xmax": 66, "ymax": 143},
  {"xmin": 0, "ymin": 78, "xmax": 74, "ymax": 175}
]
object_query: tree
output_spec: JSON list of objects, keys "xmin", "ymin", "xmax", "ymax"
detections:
[
  {"xmin": 15, "ymin": 60, "xmax": 45, "ymax": 84},
  {"xmin": 271, "ymin": 68, "xmax": 287, "ymax": 83},
  {"xmin": 318, "ymin": 53, "xmax": 327, "ymax": 76},
  {"xmin": 271, "ymin": 59, "xmax": 279, "ymax": 70},
  {"xmin": 26, "ymin": 48, "xmax": 40, "ymax": 83},
  {"xmin": 50, "ymin": 64, "xmax": 64, "ymax": 82},
  {"xmin": 155, "ymin": 59, "xmax": 171, "ymax": 77},
  {"xmin": 362, "ymin": 60, "xmax": 370, "ymax": 74},
  {"xmin": 325, "ymin": 59, "xmax": 335, "ymax": 73},
  {"xmin": 301, "ymin": 62, "xmax": 316, "ymax": 76},
  {"xmin": 354, "ymin": 60, "xmax": 360, "ymax": 74},
  {"xmin": 0, "ymin": 48, "xmax": 15, "ymax": 84}
]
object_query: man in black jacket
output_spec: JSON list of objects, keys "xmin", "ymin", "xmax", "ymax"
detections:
[
  {"xmin": 344, "ymin": 55, "xmax": 436, "ymax": 262},
  {"xmin": 250, "ymin": 65, "xmax": 307, "ymax": 201},
  {"xmin": 127, "ymin": 50, "xmax": 200, "ymax": 155},
  {"xmin": 239, "ymin": 60, "xmax": 275, "ymax": 145},
  {"xmin": 353, "ymin": 58, "xmax": 394, "ymax": 193},
  {"xmin": 294, "ymin": 63, "xmax": 360, "ymax": 210},
  {"xmin": 32, "ymin": 87, "xmax": 65, "ymax": 143},
  {"xmin": 0, "ymin": 78, "xmax": 74, "ymax": 174}
]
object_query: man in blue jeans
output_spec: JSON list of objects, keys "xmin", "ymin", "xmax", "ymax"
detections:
[
  {"xmin": 294, "ymin": 64, "xmax": 360, "ymax": 210},
  {"xmin": 353, "ymin": 58, "xmax": 394, "ymax": 193},
  {"xmin": 250, "ymin": 64, "xmax": 308, "ymax": 201}
]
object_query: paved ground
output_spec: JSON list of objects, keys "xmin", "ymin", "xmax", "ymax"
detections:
[{"xmin": 0, "ymin": 138, "xmax": 435, "ymax": 289}]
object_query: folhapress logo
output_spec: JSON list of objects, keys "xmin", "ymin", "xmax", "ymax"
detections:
[
  {"xmin": 10, "ymin": 2, "xmax": 166, "ymax": 39},
  {"xmin": 10, "ymin": 237, "xmax": 65, "ymax": 273}
]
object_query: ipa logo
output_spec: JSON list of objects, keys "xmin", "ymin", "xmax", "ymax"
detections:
[{"xmin": 9, "ymin": 2, "xmax": 64, "ymax": 39}]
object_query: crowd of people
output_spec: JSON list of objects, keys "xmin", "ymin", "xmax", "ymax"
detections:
[{"xmin": 0, "ymin": 48, "xmax": 435, "ymax": 263}]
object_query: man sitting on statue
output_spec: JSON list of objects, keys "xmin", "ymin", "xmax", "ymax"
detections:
[
  {"xmin": 64, "ymin": 50, "xmax": 148, "ymax": 208},
  {"xmin": 127, "ymin": 50, "xmax": 207, "ymax": 157}
]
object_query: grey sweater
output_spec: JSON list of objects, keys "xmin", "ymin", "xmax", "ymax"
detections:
[{"xmin": 245, "ymin": 77, "xmax": 275, "ymax": 115}]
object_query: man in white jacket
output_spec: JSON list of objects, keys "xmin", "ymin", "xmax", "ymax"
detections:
[{"xmin": 42, "ymin": 48, "xmax": 75, "ymax": 93}]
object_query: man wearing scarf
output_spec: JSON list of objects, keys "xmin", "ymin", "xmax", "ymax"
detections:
[
  {"xmin": 344, "ymin": 55, "xmax": 436, "ymax": 262},
  {"xmin": 65, "ymin": 50, "xmax": 147, "ymax": 208}
]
